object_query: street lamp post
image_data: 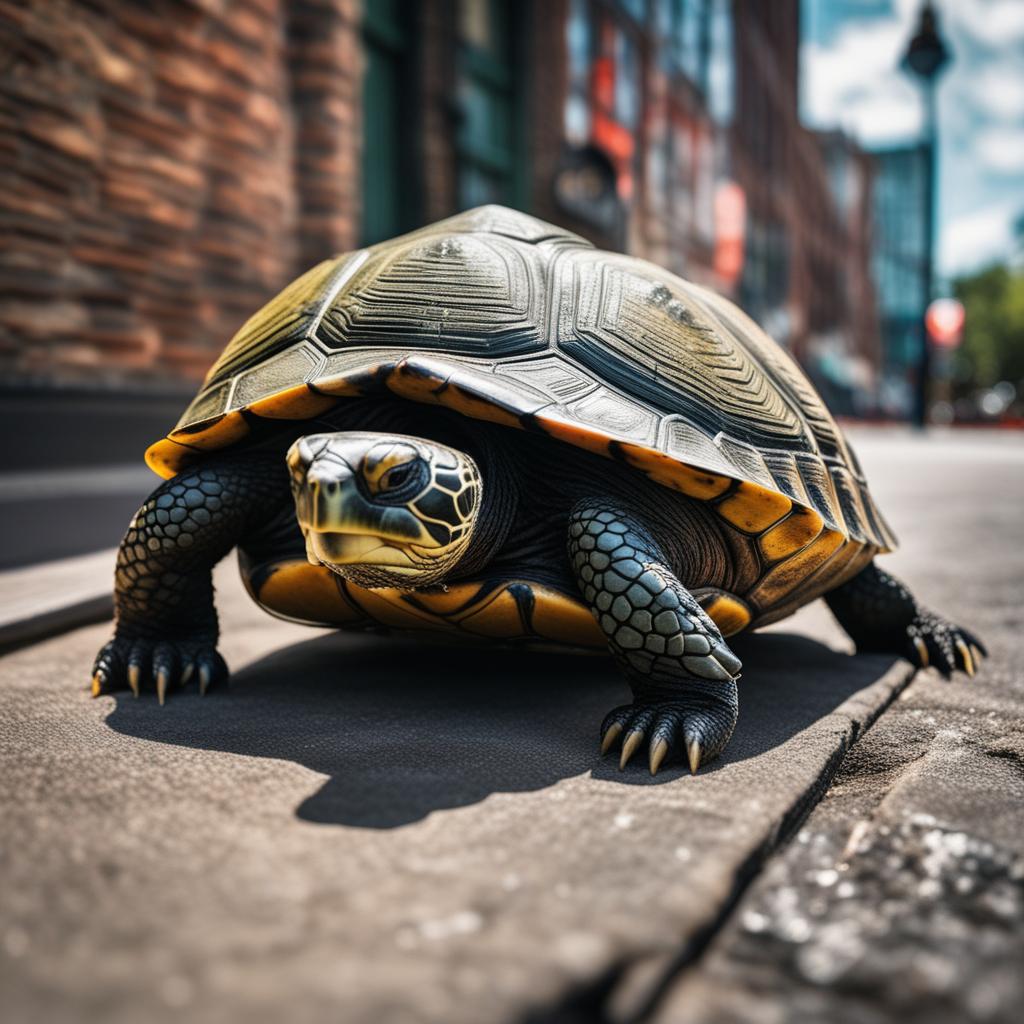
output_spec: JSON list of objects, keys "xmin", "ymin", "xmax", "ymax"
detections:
[{"xmin": 901, "ymin": 2, "xmax": 951, "ymax": 429}]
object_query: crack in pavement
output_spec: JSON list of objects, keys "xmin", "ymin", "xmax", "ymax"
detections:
[{"xmin": 518, "ymin": 663, "xmax": 919, "ymax": 1024}]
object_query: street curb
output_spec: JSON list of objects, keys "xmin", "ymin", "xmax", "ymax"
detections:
[
  {"xmin": 0, "ymin": 549, "xmax": 115, "ymax": 654},
  {"xmin": 0, "ymin": 596, "xmax": 113, "ymax": 654}
]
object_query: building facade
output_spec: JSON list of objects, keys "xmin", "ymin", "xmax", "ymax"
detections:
[
  {"xmin": 0, "ymin": 0, "xmax": 882, "ymax": 420},
  {"xmin": 870, "ymin": 144, "xmax": 930, "ymax": 418},
  {"xmin": 728, "ymin": 2, "xmax": 880, "ymax": 415}
]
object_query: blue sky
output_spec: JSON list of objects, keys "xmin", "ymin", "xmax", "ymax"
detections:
[{"xmin": 801, "ymin": 0, "xmax": 1024, "ymax": 280}]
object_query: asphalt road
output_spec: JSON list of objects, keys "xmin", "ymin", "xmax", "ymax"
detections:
[{"xmin": 0, "ymin": 428, "xmax": 1021, "ymax": 1024}]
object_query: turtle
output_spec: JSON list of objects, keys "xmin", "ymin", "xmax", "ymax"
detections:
[{"xmin": 90, "ymin": 205, "xmax": 987, "ymax": 775}]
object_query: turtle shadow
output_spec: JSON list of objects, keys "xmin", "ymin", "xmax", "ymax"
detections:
[{"xmin": 104, "ymin": 629, "xmax": 897, "ymax": 828}]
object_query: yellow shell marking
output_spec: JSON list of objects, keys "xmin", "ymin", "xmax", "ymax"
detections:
[
  {"xmin": 619, "ymin": 443, "xmax": 732, "ymax": 500},
  {"xmin": 759, "ymin": 507, "xmax": 825, "ymax": 563},
  {"xmin": 173, "ymin": 410, "xmax": 249, "ymax": 452},
  {"xmin": 700, "ymin": 593, "xmax": 752, "ymax": 637},
  {"xmin": 384, "ymin": 361, "xmax": 447, "ymax": 405},
  {"xmin": 716, "ymin": 482, "xmax": 793, "ymax": 534},
  {"xmin": 249, "ymin": 384, "xmax": 338, "ymax": 420},
  {"xmin": 384, "ymin": 363, "xmax": 526, "ymax": 429},
  {"xmin": 758, "ymin": 537, "xmax": 873, "ymax": 622},
  {"xmin": 146, "ymin": 438, "xmax": 196, "ymax": 479},
  {"xmin": 253, "ymin": 561, "xmax": 365, "ymax": 625},
  {"xmin": 437, "ymin": 380, "xmax": 524, "ymax": 428},
  {"xmin": 250, "ymin": 560, "xmax": 605, "ymax": 649},
  {"xmin": 308, "ymin": 374, "xmax": 372, "ymax": 398},
  {"xmin": 749, "ymin": 528, "xmax": 846, "ymax": 608}
]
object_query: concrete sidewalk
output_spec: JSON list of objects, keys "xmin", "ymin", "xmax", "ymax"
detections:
[
  {"xmin": 0, "ymin": 429, "xmax": 1020, "ymax": 1024},
  {"xmin": 0, "ymin": 548, "xmax": 115, "ymax": 651}
]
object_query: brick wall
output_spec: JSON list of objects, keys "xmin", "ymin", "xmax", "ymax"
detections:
[
  {"xmin": 0, "ymin": 0, "xmax": 361, "ymax": 391},
  {"xmin": 418, "ymin": 0, "xmax": 457, "ymax": 225},
  {"xmin": 289, "ymin": 0, "xmax": 362, "ymax": 267}
]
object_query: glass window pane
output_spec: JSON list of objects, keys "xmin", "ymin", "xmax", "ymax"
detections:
[
  {"xmin": 618, "ymin": 0, "xmax": 646, "ymax": 22},
  {"xmin": 613, "ymin": 27, "xmax": 639, "ymax": 128},
  {"xmin": 565, "ymin": 91, "xmax": 590, "ymax": 145},
  {"xmin": 707, "ymin": 0, "xmax": 733, "ymax": 122},
  {"xmin": 567, "ymin": 0, "xmax": 591, "ymax": 86}
]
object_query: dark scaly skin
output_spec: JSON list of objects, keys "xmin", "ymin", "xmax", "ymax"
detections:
[
  {"xmin": 91, "ymin": 453, "xmax": 290, "ymax": 701},
  {"xmin": 825, "ymin": 562, "xmax": 987, "ymax": 678},
  {"xmin": 568, "ymin": 501, "xmax": 742, "ymax": 775}
]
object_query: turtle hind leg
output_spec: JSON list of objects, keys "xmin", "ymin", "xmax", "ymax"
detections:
[
  {"xmin": 824, "ymin": 561, "xmax": 987, "ymax": 678},
  {"xmin": 568, "ymin": 501, "xmax": 742, "ymax": 776}
]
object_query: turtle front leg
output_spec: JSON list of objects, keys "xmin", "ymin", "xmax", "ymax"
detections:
[
  {"xmin": 825, "ymin": 561, "xmax": 987, "ymax": 677},
  {"xmin": 91, "ymin": 453, "xmax": 289, "ymax": 703},
  {"xmin": 568, "ymin": 501, "xmax": 742, "ymax": 776}
]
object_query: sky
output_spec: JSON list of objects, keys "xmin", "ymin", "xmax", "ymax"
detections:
[{"xmin": 801, "ymin": 0, "xmax": 1024, "ymax": 280}]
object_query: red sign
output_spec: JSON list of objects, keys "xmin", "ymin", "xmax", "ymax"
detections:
[
  {"xmin": 714, "ymin": 182, "xmax": 746, "ymax": 286},
  {"xmin": 926, "ymin": 298, "xmax": 965, "ymax": 348}
]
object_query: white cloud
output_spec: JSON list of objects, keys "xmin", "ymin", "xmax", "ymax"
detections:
[
  {"xmin": 802, "ymin": 17, "xmax": 924, "ymax": 145},
  {"xmin": 940, "ymin": 203, "xmax": 1016, "ymax": 275},
  {"xmin": 968, "ymin": 62, "xmax": 1024, "ymax": 122},
  {"xmin": 975, "ymin": 126, "xmax": 1024, "ymax": 174},
  {"xmin": 948, "ymin": 0, "xmax": 1024, "ymax": 48}
]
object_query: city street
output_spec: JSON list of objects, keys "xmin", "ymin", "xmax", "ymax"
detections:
[{"xmin": 1, "ymin": 428, "xmax": 1021, "ymax": 1024}]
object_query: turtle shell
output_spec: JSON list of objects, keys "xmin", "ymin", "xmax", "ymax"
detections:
[{"xmin": 147, "ymin": 205, "xmax": 895, "ymax": 622}]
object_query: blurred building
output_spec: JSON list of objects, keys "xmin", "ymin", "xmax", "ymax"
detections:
[
  {"xmin": 1, "ymin": 0, "xmax": 887, "ymax": 468},
  {"xmin": 729, "ymin": 2, "xmax": 880, "ymax": 415},
  {"xmin": 869, "ymin": 143, "xmax": 930, "ymax": 419},
  {"xmin": 807, "ymin": 129, "xmax": 882, "ymax": 416}
]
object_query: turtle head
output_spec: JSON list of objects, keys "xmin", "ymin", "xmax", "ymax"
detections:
[{"xmin": 286, "ymin": 431, "xmax": 482, "ymax": 589}]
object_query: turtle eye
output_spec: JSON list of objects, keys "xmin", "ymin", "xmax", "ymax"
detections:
[
  {"xmin": 380, "ymin": 464, "xmax": 414, "ymax": 490},
  {"xmin": 366, "ymin": 456, "xmax": 430, "ymax": 504}
]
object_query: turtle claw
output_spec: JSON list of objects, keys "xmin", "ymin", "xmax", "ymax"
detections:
[
  {"xmin": 649, "ymin": 739, "xmax": 669, "ymax": 776},
  {"xmin": 955, "ymin": 640, "xmax": 975, "ymax": 678},
  {"xmin": 197, "ymin": 651, "xmax": 228, "ymax": 696},
  {"xmin": 155, "ymin": 668, "xmax": 171, "ymax": 706},
  {"xmin": 600, "ymin": 721, "xmax": 623, "ymax": 754},
  {"xmin": 599, "ymin": 688, "xmax": 737, "ymax": 776},
  {"xmin": 906, "ymin": 612, "xmax": 986, "ymax": 680},
  {"xmin": 90, "ymin": 631, "xmax": 228, "ymax": 701},
  {"xmin": 619, "ymin": 730, "xmax": 644, "ymax": 769},
  {"xmin": 685, "ymin": 735, "xmax": 703, "ymax": 776}
]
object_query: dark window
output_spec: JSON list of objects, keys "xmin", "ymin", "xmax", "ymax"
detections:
[
  {"xmin": 455, "ymin": 0, "xmax": 525, "ymax": 208},
  {"xmin": 361, "ymin": 0, "xmax": 419, "ymax": 245}
]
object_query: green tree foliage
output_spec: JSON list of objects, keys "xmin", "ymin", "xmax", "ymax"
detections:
[{"xmin": 953, "ymin": 263, "xmax": 1024, "ymax": 389}]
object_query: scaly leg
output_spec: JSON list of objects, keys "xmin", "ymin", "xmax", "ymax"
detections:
[
  {"xmin": 91, "ymin": 452, "xmax": 289, "ymax": 703},
  {"xmin": 825, "ymin": 561, "xmax": 987, "ymax": 677},
  {"xmin": 568, "ymin": 501, "xmax": 742, "ymax": 775}
]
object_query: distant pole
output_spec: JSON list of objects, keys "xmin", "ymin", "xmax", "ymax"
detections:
[
  {"xmin": 901, "ymin": 2, "xmax": 950, "ymax": 429},
  {"xmin": 919, "ymin": 80, "xmax": 938, "ymax": 428}
]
